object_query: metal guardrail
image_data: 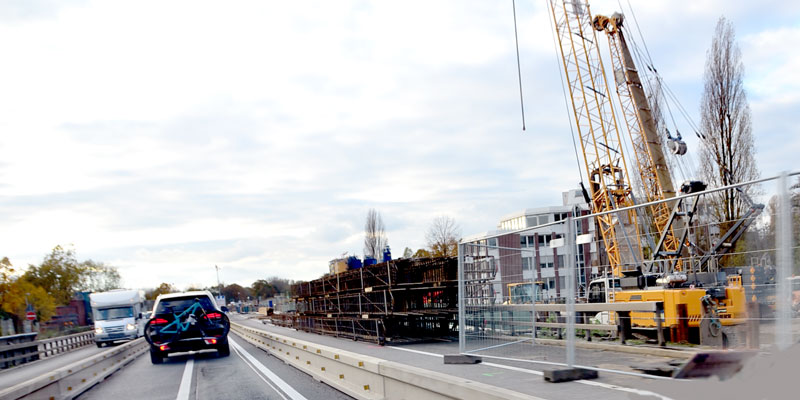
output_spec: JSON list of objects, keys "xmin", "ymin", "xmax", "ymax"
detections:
[
  {"xmin": 1, "ymin": 331, "xmax": 95, "ymax": 369},
  {"xmin": 0, "ymin": 338, "xmax": 147, "ymax": 400},
  {"xmin": 231, "ymin": 322, "xmax": 540, "ymax": 400},
  {"xmin": 1, "ymin": 333, "xmax": 39, "ymax": 369}
]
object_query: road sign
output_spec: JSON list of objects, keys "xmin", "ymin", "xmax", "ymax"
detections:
[{"xmin": 26, "ymin": 311, "xmax": 36, "ymax": 321}]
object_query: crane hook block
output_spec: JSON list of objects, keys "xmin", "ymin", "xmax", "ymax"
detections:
[{"xmin": 668, "ymin": 138, "xmax": 688, "ymax": 155}]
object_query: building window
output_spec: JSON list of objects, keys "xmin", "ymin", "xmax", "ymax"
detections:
[
  {"xmin": 522, "ymin": 258, "xmax": 533, "ymax": 271},
  {"xmin": 488, "ymin": 238, "xmax": 497, "ymax": 247},
  {"xmin": 538, "ymin": 234, "xmax": 552, "ymax": 248}
]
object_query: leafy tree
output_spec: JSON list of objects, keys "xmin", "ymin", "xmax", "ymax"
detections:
[
  {"xmin": 1, "ymin": 259, "xmax": 56, "ymax": 331},
  {"xmin": 1, "ymin": 257, "xmax": 14, "ymax": 284},
  {"xmin": 23, "ymin": 246, "xmax": 85, "ymax": 305},
  {"xmin": 221, "ymin": 283, "xmax": 249, "ymax": 302},
  {"xmin": 363, "ymin": 209, "xmax": 387, "ymax": 259},
  {"xmin": 413, "ymin": 248, "xmax": 432, "ymax": 258},
  {"xmin": 79, "ymin": 260, "xmax": 122, "ymax": 292},
  {"xmin": 698, "ymin": 16, "xmax": 760, "ymax": 260},
  {"xmin": 1, "ymin": 279, "xmax": 56, "ymax": 326},
  {"xmin": 425, "ymin": 216, "xmax": 461, "ymax": 257},
  {"xmin": 145, "ymin": 282, "xmax": 176, "ymax": 300},
  {"xmin": 266, "ymin": 277, "xmax": 294, "ymax": 296},
  {"xmin": 402, "ymin": 247, "xmax": 413, "ymax": 258},
  {"xmin": 250, "ymin": 279, "xmax": 277, "ymax": 299}
]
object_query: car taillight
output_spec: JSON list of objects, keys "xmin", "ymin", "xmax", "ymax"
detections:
[
  {"xmin": 152, "ymin": 318, "xmax": 169, "ymax": 325},
  {"xmin": 205, "ymin": 338, "xmax": 217, "ymax": 345},
  {"xmin": 159, "ymin": 345, "xmax": 169, "ymax": 351},
  {"xmin": 204, "ymin": 313, "xmax": 222, "ymax": 320}
]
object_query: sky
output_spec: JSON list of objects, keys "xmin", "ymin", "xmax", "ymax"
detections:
[{"xmin": 0, "ymin": 0, "xmax": 798, "ymax": 291}]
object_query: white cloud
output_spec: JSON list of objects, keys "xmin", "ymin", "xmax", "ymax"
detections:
[{"xmin": 0, "ymin": 0, "xmax": 797, "ymax": 290}]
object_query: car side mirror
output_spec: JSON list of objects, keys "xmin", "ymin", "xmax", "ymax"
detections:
[
  {"xmin": 221, "ymin": 306, "xmax": 229, "ymax": 313},
  {"xmin": 138, "ymin": 312, "xmax": 143, "ymax": 319}
]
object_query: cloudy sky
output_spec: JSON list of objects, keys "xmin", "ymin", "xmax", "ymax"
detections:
[{"xmin": 1, "ymin": 0, "xmax": 797, "ymax": 290}]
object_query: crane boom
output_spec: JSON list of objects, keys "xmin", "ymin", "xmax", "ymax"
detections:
[
  {"xmin": 592, "ymin": 13, "xmax": 686, "ymax": 271},
  {"xmin": 547, "ymin": 0, "xmax": 642, "ymax": 276}
]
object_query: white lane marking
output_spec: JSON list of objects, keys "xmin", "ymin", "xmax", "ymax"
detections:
[
  {"xmin": 477, "ymin": 354, "xmax": 675, "ymax": 380},
  {"xmin": 390, "ymin": 347, "xmax": 673, "ymax": 399},
  {"xmin": 229, "ymin": 337, "xmax": 309, "ymax": 400},
  {"xmin": 176, "ymin": 357, "xmax": 194, "ymax": 400},
  {"xmin": 232, "ymin": 343, "xmax": 289, "ymax": 400}
]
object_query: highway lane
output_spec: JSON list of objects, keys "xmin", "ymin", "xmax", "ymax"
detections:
[
  {"xmin": 78, "ymin": 333, "xmax": 353, "ymax": 400},
  {"xmin": 0, "ymin": 342, "xmax": 109, "ymax": 389}
]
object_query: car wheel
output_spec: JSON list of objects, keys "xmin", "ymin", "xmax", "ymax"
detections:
[
  {"xmin": 150, "ymin": 348, "xmax": 164, "ymax": 364},
  {"xmin": 217, "ymin": 341, "xmax": 230, "ymax": 357}
]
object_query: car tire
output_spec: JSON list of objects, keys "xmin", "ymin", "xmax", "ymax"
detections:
[
  {"xmin": 217, "ymin": 341, "xmax": 230, "ymax": 357},
  {"xmin": 150, "ymin": 348, "xmax": 164, "ymax": 364}
]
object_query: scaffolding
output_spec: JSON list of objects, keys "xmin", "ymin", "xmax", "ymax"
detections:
[{"xmin": 282, "ymin": 257, "xmax": 459, "ymax": 344}]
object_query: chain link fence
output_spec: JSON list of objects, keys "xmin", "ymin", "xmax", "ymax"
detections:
[{"xmin": 458, "ymin": 172, "xmax": 799, "ymax": 369}]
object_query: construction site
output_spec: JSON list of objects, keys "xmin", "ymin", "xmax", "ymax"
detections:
[
  {"xmin": 275, "ymin": 257, "xmax": 459, "ymax": 344},
  {"xmin": 273, "ymin": 0, "xmax": 799, "ymax": 373}
]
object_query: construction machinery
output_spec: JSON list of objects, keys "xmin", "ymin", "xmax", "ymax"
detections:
[{"xmin": 547, "ymin": 0, "xmax": 749, "ymax": 344}]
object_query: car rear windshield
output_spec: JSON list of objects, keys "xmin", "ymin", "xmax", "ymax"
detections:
[{"xmin": 155, "ymin": 296, "xmax": 216, "ymax": 315}]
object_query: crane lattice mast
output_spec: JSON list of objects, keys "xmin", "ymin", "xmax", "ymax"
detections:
[{"xmin": 547, "ymin": 0, "xmax": 642, "ymax": 276}]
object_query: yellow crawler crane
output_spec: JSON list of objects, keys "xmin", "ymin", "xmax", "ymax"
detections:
[{"xmin": 547, "ymin": 0, "xmax": 745, "ymax": 344}]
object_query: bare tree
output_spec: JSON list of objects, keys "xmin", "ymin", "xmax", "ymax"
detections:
[
  {"xmin": 698, "ymin": 17, "xmax": 759, "ymax": 234},
  {"xmin": 363, "ymin": 209, "xmax": 387, "ymax": 259},
  {"xmin": 425, "ymin": 216, "xmax": 461, "ymax": 257}
]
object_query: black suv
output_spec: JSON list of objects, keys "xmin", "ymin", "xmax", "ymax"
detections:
[{"xmin": 145, "ymin": 291, "xmax": 230, "ymax": 364}]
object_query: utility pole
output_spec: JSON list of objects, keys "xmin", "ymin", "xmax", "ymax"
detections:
[{"xmin": 215, "ymin": 265, "xmax": 222, "ymax": 295}]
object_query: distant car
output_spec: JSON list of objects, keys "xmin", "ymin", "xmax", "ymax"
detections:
[{"xmin": 144, "ymin": 291, "xmax": 230, "ymax": 364}]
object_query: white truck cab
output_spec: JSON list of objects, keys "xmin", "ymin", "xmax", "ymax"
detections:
[{"xmin": 90, "ymin": 289, "xmax": 146, "ymax": 347}]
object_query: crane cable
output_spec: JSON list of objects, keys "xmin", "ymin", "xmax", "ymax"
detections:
[
  {"xmin": 620, "ymin": 0, "xmax": 699, "ymax": 180},
  {"xmin": 512, "ymin": 0, "xmax": 526, "ymax": 131}
]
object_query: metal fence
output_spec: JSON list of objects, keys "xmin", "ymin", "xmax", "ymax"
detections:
[
  {"xmin": 458, "ymin": 172, "xmax": 799, "ymax": 370},
  {"xmin": 1, "ymin": 330, "xmax": 95, "ymax": 369}
]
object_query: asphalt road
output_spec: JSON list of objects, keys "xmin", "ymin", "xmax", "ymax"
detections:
[{"xmin": 77, "ymin": 333, "xmax": 352, "ymax": 400}]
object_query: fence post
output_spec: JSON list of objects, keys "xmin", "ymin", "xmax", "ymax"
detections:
[
  {"xmin": 618, "ymin": 311, "xmax": 631, "ymax": 344},
  {"xmin": 776, "ymin": 171, "xmax": 794, "ymax": 350},
  {"xmin": 655, "ymin": 307, "xmax": 665, "ymax": 347},
  {"xmin": 458, "ymin": 242, "xmax": 465, "ymax": 354},
  {"xmin": 747, "ymin": 301, "xmax": 760, "ymax": 349}
]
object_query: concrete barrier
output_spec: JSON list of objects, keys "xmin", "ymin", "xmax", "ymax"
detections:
[
  {"xmin": 231, "ymin": 322, "xmax": 542, "ymax": 400},
  {"xmin": 0, "ymin": 338, "xmax": 147, "ymax": 400}
]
